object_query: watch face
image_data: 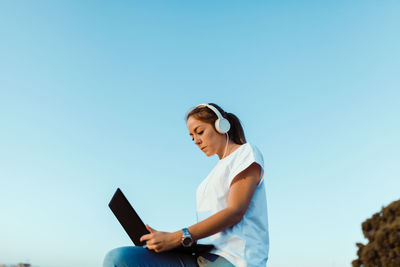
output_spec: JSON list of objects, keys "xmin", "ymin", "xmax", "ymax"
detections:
[{"xmin": 182, "ymin": 237, "xmax": 192, "ymax": 246}]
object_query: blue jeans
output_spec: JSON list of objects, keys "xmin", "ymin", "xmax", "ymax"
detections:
[{"xmin": 103, "ymin": 246, "xmax": 235, "ymax": 267}]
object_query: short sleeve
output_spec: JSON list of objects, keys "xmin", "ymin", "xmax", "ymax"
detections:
[{"xmin": 228, "ymin": 143, "xmax": 265, "ymax": 187}]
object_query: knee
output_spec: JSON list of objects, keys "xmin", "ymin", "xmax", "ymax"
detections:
[{"xmin": 103, "ymin": 246, "xmax": 146, "ymax": 267}]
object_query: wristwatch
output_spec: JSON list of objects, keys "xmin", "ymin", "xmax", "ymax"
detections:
[{"xmin": 181, "ymin": 228, "xmax": 194, "ymax": 247}]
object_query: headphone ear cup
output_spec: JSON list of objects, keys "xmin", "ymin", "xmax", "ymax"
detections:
[{"xmin": 216, "ymin": 118, "xmax": 231, "ymax": 134}]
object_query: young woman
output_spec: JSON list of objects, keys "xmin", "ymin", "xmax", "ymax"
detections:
[{"xmin": 103, "ymin": 103, "xmax": 269, "ymax": 267}]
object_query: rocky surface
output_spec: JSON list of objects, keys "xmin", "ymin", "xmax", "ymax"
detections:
[{"xmin": 352, "ymin": 199, "xmax": 400, "ymax": 267}]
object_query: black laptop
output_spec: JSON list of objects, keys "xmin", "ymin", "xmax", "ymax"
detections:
[{"xmin": 108, "ymin": 188, "xmax": 214, "ymax": 254}]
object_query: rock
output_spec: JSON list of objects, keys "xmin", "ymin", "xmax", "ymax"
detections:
[{"xmin": 352, "ymin": 199, "xmax": 400, "ymax": 267}]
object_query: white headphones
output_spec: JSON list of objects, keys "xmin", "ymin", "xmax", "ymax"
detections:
[{"xmin": 196, "ymin": 103, "xmax": 231, "ymax": 134}]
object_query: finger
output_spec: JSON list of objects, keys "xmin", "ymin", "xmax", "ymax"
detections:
[
  {"xmin": 147, "ymin": 244, "xmax": 162, "ymax": 253},
  {"xmin": 146, "ymin": 239, "xmax": 161, "ymax": 246},
  {"xmin": 146, "ymin": 224, "xmax": 156, "ymax": 233},
  {"xmin": 140, "ymin": 233, "xmax": 153, "ymax": 242},
  {"xmin": 140, "ymin": 234, "xmax": 149, "ymax": 242}
]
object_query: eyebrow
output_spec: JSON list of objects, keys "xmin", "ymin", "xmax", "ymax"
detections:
[{"xmin": 189, "ymin": 126, "xmax": 202, "ymax": 136}]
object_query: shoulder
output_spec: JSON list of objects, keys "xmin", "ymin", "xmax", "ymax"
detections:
[
  {"xmin": 237, "ymin": 143, "xmax": 263, "ymax": 164},
  {"xmin": 228, "ymin": 142, "xmax": 264, "ymax": 172}
]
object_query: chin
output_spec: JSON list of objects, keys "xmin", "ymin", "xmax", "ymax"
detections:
[{"xmin": 203, "ymin": 151, "xmax": 214, "ymax": 157}]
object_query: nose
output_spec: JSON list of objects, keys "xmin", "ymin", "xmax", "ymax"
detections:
[{"xmin": 193, "ymin": 136, "xmax": 201, "ymax": 145}]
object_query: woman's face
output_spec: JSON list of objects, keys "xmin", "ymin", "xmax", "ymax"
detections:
[{"xmin": 187, "ymin": 116, "xmax": 225, "ymax": 157}]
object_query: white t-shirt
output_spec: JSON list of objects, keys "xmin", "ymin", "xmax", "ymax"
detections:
[{"xmin": 196, "ymin": 143, "xmax": 269, "ymax": 267}]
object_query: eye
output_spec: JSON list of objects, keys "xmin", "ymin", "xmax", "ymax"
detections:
[{"xmin": 198, "ymin": 131, "xmax": 203, "ymax": 135}]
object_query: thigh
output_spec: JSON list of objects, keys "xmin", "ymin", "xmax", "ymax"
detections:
[
  {"xmin": 103, "ymin": 246, "xmax": 198, "ymax": 267},
  {"xmin": 197, "ymin": 254, "xmax": 235, "ymax": 267}
]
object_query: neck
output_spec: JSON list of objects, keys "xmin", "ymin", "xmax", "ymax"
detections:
[{"xmin": 218, "ymin": 135, "xmax": 238, "ymax": 160}]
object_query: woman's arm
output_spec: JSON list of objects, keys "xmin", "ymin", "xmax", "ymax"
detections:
[
  {"xmin": 188, "ymin": 162, "xmax": 261, "ymax": 241},
  {"xmin": 140, "ymin": 162, "xmax": 261, "ymax": 252}
]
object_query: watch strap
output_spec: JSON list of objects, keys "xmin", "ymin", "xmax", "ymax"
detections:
[
  {"xmin": 182, "ymin": 228, "xmax": 191, "ymax": 237},
  {"xmin": 181, "ymin": 227, "xmax": 193, "ymax": 247}
]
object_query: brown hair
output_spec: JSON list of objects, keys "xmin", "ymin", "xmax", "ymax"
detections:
[{"xmin": 186, "ymin": 103, "xmax": 246, "ymax": 145}]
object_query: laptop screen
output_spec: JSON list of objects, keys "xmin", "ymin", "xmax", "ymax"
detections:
[{"xmin": 108, "ymin": 188, "xmax": 149, "ymax": 246}]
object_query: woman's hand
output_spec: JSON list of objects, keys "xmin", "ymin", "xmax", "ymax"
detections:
[{"xmin": 140, "ymin": 225, "xmax": 182, "ymax": 253}]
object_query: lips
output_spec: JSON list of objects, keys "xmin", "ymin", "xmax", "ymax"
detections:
[{"xmin": 200, "ymin": 146, "xmax": 207, "ymax": 151}]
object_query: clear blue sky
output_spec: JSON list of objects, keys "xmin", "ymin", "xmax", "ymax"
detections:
[{"xmin": 1, "ymin": 1, "xmax": 399, "ymax": 267}]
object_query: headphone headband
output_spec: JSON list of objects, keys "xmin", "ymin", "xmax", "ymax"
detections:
[{"xmin": 197, "ymin": 103, "xmax": 224, "ymax": 120}]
